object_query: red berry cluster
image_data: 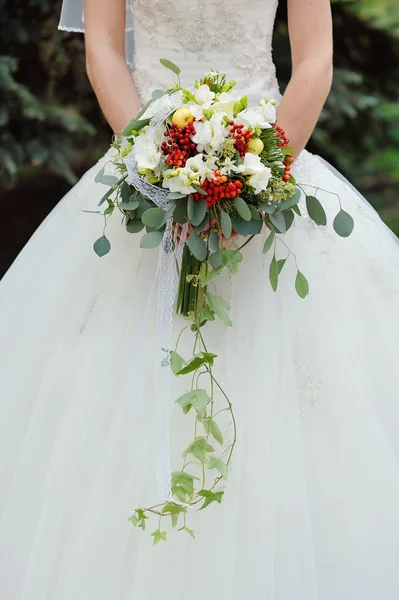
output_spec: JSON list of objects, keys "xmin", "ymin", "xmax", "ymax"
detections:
[
  {"xmin": 161, "ymin": 122, "xmax": 196, "ymax": 168},
  {"xmin": 229, "ymin": 121, "xmax": 254, "ymax": 156},
  {"xmin": 193, "ymin": 170, "xmax": 244, "ymax": 207},
  {"xmin": 273, "ymin": 123, "xmax": 290, "ymax": 148},
  {"xmin": 282, "ymin": 153, "xmax": 294, "ymax": 182}
]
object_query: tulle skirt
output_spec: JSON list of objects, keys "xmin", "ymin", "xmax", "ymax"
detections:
[{"xmin": 1, "ymin": 148, "xmax": 399, "ymax": 599}]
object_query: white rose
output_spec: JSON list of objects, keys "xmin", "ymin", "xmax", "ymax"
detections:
[
  {"xmin": 237, "ymin": 108, "xmax": 272, "ymax": 130},
  {"xmin": 162, "ymin": 170, "xmax": 196, "ymax": 195},
  {"xmin": 258, "ymin": 99, "xmax": 276, "ymax": 125},
  {"xmin": 133, "ymin": 135, "xmax": 161, "ymax": 172},
  {"xmin": 233, "ymin": 152, "xmax": 265, "ymax": 176},
  {"xmin": 192, "ymin": 114, "xmax": 229, "ymax": 153},
  {"xmin": 194, "ymin": 84, "xmax": 215, "ymax": 106},
  {"xmin": 248, "ymin": 167, "xmax": 272, "ymax": 194}
]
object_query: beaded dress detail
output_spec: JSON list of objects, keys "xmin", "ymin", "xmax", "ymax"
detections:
[{"xmin": 1, "ymin": 1, "xmax": 399, "ymax": 599}]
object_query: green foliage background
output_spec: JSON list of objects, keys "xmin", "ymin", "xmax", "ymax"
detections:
[{"xmin": 0, "ymin": 0, "xmax": 398, "ymax": 274}]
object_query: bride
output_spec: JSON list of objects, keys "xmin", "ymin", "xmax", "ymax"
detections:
[{"xmin": 1, "ymin": 0, "xmax": 399, "ymax": 598}]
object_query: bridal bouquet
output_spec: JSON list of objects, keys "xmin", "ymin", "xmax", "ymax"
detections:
[{"xmin": 93, "ymin": 59, "xmax": 354, "ymax": 544}]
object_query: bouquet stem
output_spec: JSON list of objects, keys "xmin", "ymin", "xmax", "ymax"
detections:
[{"xmin": 176, "ymin": 245, "xmax": 205, "ymax": 316}]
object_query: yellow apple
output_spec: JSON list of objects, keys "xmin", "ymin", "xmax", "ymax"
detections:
[
  {"xmin": 172, "ymin": 108, "xmax": 195, "ymax": 129},
  {"xmin": 247, "ymin": 138, "xmax": 264, "ymax": 155}
]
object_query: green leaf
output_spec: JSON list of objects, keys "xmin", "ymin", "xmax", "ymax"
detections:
[
  {"xmin": 269, "ymin": 255, "xmax": 279, "ymax": 292},
  {"xmin": 176, "ymin": 390, "xmax": 211, "ymax": 420},
  {"xmin": 260, "ymin": 202, "xmax": 278, "ymax": 214},
  {"xmin": 283, "ymin": 209, "xmax": 295, "ymax": 231},
  {"xmin": 333, "ymin": 209, "xmax": 354, "ymax": 238},
  {"xmin": 208, "ymin": 455, "xmax": 229, "ymax": 480},
  {"xmin": 188, "ymin": 195, "xmax": 208, "ymax": 226},
  {"xmin": 306, "ymin": 195, "xmax": 327, "ymax": 226},
  {"xmin": 201, "ymin": 265, "xmax": 223, "ymax": 286},
  {"xmin": 170, "ymin": 351, "xmax": 186, "ymax": 375},
  {"xmin": 249, "ymin": 205, "xmax": 262, "ymax": 220},
  {"xmin": 177, "ymin": 352, "xmax": 217, "ymax": 375},
  {"xmin": 159, "ymin": 58, "xmax": 181, "ymax": 75},
  {"xmin": 151, "ymin": 529, "xmax": 167, "ymax": 546},
  {"xmin": 171, "ymin": 485, "xmax": 188, "ymax": 503},
  {"xmin": 152, "ymin": 89, "xmax": 165, "ymax": 100},
  {"xmin": 141, "ymin": 207, "xmax": 165, "ymax": 228},
  {"xmin": 121, "ymin": 181, "xmax": 132, "ymax": 203},
  {"xmin": 104, "ymin": 204, "xmax": 114, "ymax": 216},
  {"xmin": 263, "ymin": 229, "xmax": 275, "ymax": 254},
  {"xmin": 231, "ymin": 218, "xmax": 262, "ymax": 236},
  {"xmin": 197, "ymin": 489, "xmax": 224, "ymax": 510},
  {"xmin": 208, "ymin": 231, "xmax": 219, "ymax": 253},
  {"xmin": 187, "ymin": 233, "xmax": 207, "ymax": 261},
  {"xmin": 93, "ymin": 235, "xmax": 111, "ymax": 257},
  {"xmin": 270, "ymin": 212, "xmax": 287, "ymax": 233},
  {"xmin": 94, "ymin": 165, "xmax": 105, "ymax": 183},
  {"xmin": 177, "ymin": 525, "xmax": 196, "ymax": 539},
  {"xmin": 277, "ymin": 258, "xmax": 286, "ymax": 274},
  {"xmin": 234, "ymin": 196, "xmax": 251, "ymax": 221},
  {"xmin": 292, "ymin": 203, "xmax": 302, "ymax": 216},
  {"xmin": 295, "ymin": 270, "xmax": 309, "ymax": 299},
  {"xmin": 118, "ymin": 200, "xmax": 140, "ymax": 210},
  {"xmin": 121, "ymin": 118, "xmax": 150, "ymax": 137},
  {"xmin": 202, "ymin": 418, "xmax": 224, "ymax": 445},
  {"xmin": 280, "ymin": 188, "xmax": 301, "ymax": 211},
  {"xmin": 140, "ymin": 231, "xmax": 164, "ymax": 249},
  {"xmin": 171, "ymin": 471, "xmax": 199, "ymax": 496},
  {"xmin": 194, "ymin": 214, "xmax": 210, "ymax": 234},
  {"xmin": 173, "ymin": 198, "xmax": 188, "ymax": 224},
  {"xmin": 220, "ymin": 210, "xmax": 232, "ymax": 239},
  {"xmin": 207, "ymin": 293, "xmax": 232, "ymax": 326},
  {"xmin": 168, "ymin": 192, "xmax": 187, "ymax": 200},
  {"xmin": 222, "ymin": 249, "xmax": 243, "ymax": 275},
  {"xmin": 183, "ymin": 437, "xmax": 215, "ymax": 462},
  {"xmin": 192, "ymin": 186, "xmax": 207, "ymax": 196},
  {"xmin": 126, "ymin": 218, "xmax": 145, "ymax": 233},
  {"xmin": 209, "ymin": 249, "xmax": 223, "ymax": 269}
]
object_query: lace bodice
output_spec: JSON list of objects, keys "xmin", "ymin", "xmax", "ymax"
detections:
[{"xmin": 129, "ymin": 0, "xmax": 281, "ymax": 104}]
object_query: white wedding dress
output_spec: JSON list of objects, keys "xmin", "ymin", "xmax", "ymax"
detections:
[{"xmin": 2, "ymin": 1, "xmax": 399, "ymax": 598}]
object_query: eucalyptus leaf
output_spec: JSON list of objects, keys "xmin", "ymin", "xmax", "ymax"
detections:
[
  {"xmin": 234, "ymin": 196, "xmax": 251, "ymax": 221},
  {"xmin": 98, "ymin": 174, "xmax": 120, "ymax": 187},
  {"xmin": 263, "ymin": 229, "xmax": 275, "ymax": 254},
  {"xmin": 284, "ymin": 209, "xmax": 295, "ymax": 231},
  {"xmin": 333, "ymin": 209, "xmax": 354, "ymax": 237},
  {"xmin": 141, "ymin": 207, "xmax": 165, "ymax": 228},
  {"xmin": 94, "ymin": 165, "xmax": 105, "ymax": 183},
  {"xmin": 306, "ymin": 195, "xmax": 327, "ymax": 226},
  {"xmin": 277, "ymin": 258, "xmax": 286, "ymax": 274},
  {"xmin": 118, "ymin": 200, "xmax": 140, "ymax": 211},
  {"xmin": 140, "ymin": 231, "xmax": 164, "ymax": 249},
  {"xmin": 188, "ymin": 233, "xmax": 207, "ymax": 261},
  {"xmin": 152, "ymin": 89, "xmax": 165, "ymax": 100},
  {"xmin": 208, "ymin": 231, "xmax": 219, "ymax": 253},
  {"xmin": 231, "ymin": 218, "xmax": 262, "ymax": 235},
  {"xmin": 280, "ymin": 188, "xmax": 301, "ymax": 211},
  {"xmin": 292, "ymin": 203, "xmax": 302, "ymax": 216},
  {"xmin": 173, "ymin": 198, "xmax": 188, "ymax": 224},
  {"xmin": 295, "ymin": 270, "xmax": 310, "ymax": 298},
  {"xmin": 121, "ymin": 181, "xmax": 132, "ymax": 203},
  {"xmin": 126, "ymin": 218, "xmax": 144, "ymax": 233},
  {"xmin": 270, "ymin": 212, "xmax": 287, "ymax": 234},
  {"xmin": 269, "ymin": 255, "xmax": 279, "ymax": 292},
  {"xmin": 93, "ymin": 235, "xmax": 111, "ymax": 257},
  {"xmin": 220, "ymin": 210, "xmax": 232, "ymax": 239},
  {"xmin": 188, "ymin": 195, "xmax": 207, "ymax": 226},
  {"xmin": 159, "ymin": 57, "xmax": 181, "ymax": 75},
  {"xmin": 260, "ymin": 202, "xmax": 278, "ymax": 214},
  {"xmin": 209, "ymin": 249, "xmax": 223, "ymax": 269}
]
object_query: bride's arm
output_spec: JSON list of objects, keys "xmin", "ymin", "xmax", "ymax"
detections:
[
  {"xmin": 276, "ymin": 0, "xmax": 333, "ymax": 156},
  {"xmin": 84, "ymin": 0, "xmax": 141, "ymax": 133}
]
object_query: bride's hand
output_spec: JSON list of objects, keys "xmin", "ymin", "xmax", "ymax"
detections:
[{"xmin": 84, "ymin": 0, "xmax": 142, "ymax": 133}]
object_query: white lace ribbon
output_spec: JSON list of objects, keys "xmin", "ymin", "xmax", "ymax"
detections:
[{"xmin": 123, "ymin": 92, "xmax": 191, "ymax": 503}]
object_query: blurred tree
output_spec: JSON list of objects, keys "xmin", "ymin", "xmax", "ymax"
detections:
[{"xmin": 0, "ymin": 0, "xmax": 108, "ymax": 188}]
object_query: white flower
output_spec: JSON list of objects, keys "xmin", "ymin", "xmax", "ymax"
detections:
[
  {"xmin": 258, "ymin": 99, "xmax": 276, "ymax": 125},
  {"xmin": 162, "ymin": 169, "xmax": 196, "ymax": 195},
  {"xmin": 185, "ymin": 153, "xmax": 212, "ymax": 184},
  {"xmin": 204, "ymin": 70, "xmax": 219, "ymax": 78},
  {"xmin": 220, "ymin": 157, "xmax": 235, "ymax": 176},
  {"xmin": 194, "ymin": 84, "xmax": 215, "ymax": 106},
  {"xmin": 236, "ymin": 107, "xmax": 272, "ymax": 130},
  {"xmin": 133, "ymin": 134, "xmax": 162, "ymax": 172},
  {"xmin": 212, "ymin": 91, "xmax": 240, "ymax": 119},
  {"xmin": 140, "ymin": 91, "xmax": 183, "ymax": 120},
  {"xmin": 233, "ymin": 152, "xmax": 265, "ymax": 176},
  {"xmin": 191, "ymin": 114, "xmax": 229, "ymax": 153},
  {"xmin": 248, "ymin": 167, "xmax": 272, "ymax": 194}
]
